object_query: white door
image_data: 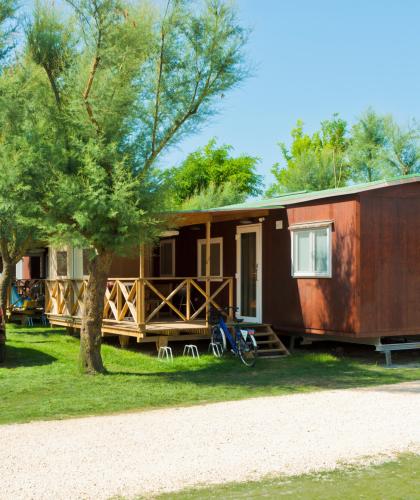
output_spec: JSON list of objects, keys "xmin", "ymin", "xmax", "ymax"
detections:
[{"xmin": 236, "ymin": 224, "xmax": 262, "ymax": 323}]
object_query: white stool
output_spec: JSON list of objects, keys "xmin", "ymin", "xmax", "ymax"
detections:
[
  {"xmin": 158, "ymin": 346, "xmax": 173, "ymax": 361},
  {"xmin": 208, "ymin": 342, "xmax": 223, "ymax": 358},
  {"xmin": 183, "ymin": 344, "xmax": 200, "ymax": 358}
]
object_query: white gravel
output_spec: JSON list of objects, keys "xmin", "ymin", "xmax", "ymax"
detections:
[{"xmin": 1, "ymin": 381, "xmax": 420, "ymax": 499}]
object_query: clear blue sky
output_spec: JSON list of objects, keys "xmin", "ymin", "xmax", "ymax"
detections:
[{"xmin": 159, "ymin": 0, "xmax": 420, "ymax": 189}]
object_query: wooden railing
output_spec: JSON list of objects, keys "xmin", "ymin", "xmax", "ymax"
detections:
[{"xmin": 45, "ymin": 277, "xmax": 234, "ymax": 331}]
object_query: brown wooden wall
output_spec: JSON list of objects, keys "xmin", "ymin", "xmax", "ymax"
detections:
[
  {"xmin": 105, "ymin": 181, "xmax": 420, "ymax": 338},
  {"xmin": 359, "ymin": 182, "xmax": 420, "ymax": 337},
  {"xmin": 109, "ymin": 255, "xmax": 139, "ymax": 278},
  {"xmin": 265, "ymin": 199, "xmax": 360, "ymax": 336},
  {"xmin": 175, "ymin": 221, "xmax": 237, "ymax": 309},
  {"xmin": 105, "ymin": 199, "xmax": 361, "ymax": 335},
  {"xmin": 173, "ymin": 198, "xmax": 361, "ymax": 337}
]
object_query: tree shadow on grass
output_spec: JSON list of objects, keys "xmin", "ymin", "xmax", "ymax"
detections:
[
  {"xmin": 1, "ymin": 345, "xmax": 57, "ymax": 369},
  {"xmin": 7, "ymin": 325, "xmax": 65, "ymax": 337},
  {"xmin": 104, "ymin": 351, "xmax": 420, "ymax": 393}
]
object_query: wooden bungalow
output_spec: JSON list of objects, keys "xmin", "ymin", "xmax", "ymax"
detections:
[{"xmin": 44, "ymin": 175, "xmax": 420, "ymax": 353}]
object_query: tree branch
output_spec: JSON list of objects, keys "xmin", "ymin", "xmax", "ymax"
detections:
[
  {"xmin": 44, "ymin": 66, "xmax": 61, "ymax": 108},
  {"xmin": 143, "ymin": 58, "xmax": 223, "ymax": 171},
  {"xmin": 151, "ymin": 0, "xmax": 172, "ymax": 155},
  {"xmin": 83, "ymin": 55, "xmax": 101, "ymax": 133},
  {"xmin": 151, "ymin": 27, "xmax": 165, "ymax": 154}
]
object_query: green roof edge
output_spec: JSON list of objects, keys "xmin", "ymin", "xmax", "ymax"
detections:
[{"xmin": 175, "ymin": 174, "xmax": 420, "ymax": 214}]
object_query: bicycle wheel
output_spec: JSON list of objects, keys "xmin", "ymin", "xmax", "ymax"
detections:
[
  {"xmin": 211, "ymin": 325, "xmax": 227, "ymax": 354},
  {"xmin": 237, "ymin": 331, "xmax": 258, "ymax": 367}
]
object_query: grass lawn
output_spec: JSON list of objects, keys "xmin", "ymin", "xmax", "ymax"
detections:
[
  {"xmin": 155, "ymin": 454, "xmax": 420, "ymax": 499},
  {"xmin": 1, "ymin": 324, "xmax": 420, "ymax": 425}
]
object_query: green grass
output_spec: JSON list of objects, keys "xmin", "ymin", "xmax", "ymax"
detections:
[
  {"xmin": 0, "ymin": 324, "xmax": 419, "ymax": 425},
  {"xmin": 155, "ymin": 454, "xmax": 420, "ymax": 499}
]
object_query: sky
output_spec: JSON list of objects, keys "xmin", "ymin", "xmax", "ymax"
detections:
[
  {"xmin": 158, "ymin": 0, "xmax": 420, "ymax": 189},
  {"xmin": 20, "ymin": 0, "xmax": 420, "ymax": 189}
]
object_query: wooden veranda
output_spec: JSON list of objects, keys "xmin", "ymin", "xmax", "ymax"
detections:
[
  {"xmin": 44, "ymin": 208, "xmax": 272, "ymax": 346},
  {"xmin": 45, "ymin": 275, "xmax": 234, "ymax": 344}
]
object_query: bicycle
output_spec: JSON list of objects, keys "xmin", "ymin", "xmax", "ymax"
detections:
[{"xmin": 210, "ymin": 306, "xmax": 258, "ymax": 367}]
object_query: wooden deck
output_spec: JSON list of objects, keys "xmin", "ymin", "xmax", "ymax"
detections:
[{"xmin": 45, "ymin": 277, "xmax": 232, "ymax": 342}]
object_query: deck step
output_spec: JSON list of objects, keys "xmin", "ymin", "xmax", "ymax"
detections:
[
  {"xmin": 226, "ymin": 323, "xmax": 288, "ymax": 358},
  {"xmin": 258, "ymin": 349, "xmax": 288, "ymax": 355},
  {"xmin": 251, "ymin": 324, "xmax": 289, "ymax": 358}
]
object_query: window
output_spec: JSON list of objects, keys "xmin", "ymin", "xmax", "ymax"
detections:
[
  {"xmin": 160, "ymin": 239, "xmax": 175, "ymax": 277},
  {"xmin": 197, "ymin": 237, "xmax": 223, "ymax": 278},
  {"xmin": 291, "ymin": 223, "xmax": 332, "ymax": 278},
  {"xmin": 56, "ymin": 251, "xmax": 68, "ymax": 277}
]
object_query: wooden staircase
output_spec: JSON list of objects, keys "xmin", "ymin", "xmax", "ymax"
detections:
[{"xmin": 251, "ymin": 324, "xmax": 289, "ymax": 358}]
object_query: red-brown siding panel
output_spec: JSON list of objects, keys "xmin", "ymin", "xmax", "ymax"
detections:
[
  {"xmin": 265, "ymin": 199, "xmax": 360, "ymax": 336},
  {"xmin": 360, "ymin": 183, "xmax": 420, "ymax": 336}
]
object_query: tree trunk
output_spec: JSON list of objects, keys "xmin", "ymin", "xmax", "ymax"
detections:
[
  {"xmin": 0, "ymin": 259, "xmax": 13, "ymax": 363},
  {"xmin": 79, "ymin": 251, "xmax": 113, "ymax": 374},
  {"xmin": 0, "ymin": 259, "xmax": 12, "ymax": 315}
]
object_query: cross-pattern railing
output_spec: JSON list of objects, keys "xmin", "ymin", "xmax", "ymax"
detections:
[{"xmin": 45, "ymin": 276, "xmax": 234, "ymax": 331}]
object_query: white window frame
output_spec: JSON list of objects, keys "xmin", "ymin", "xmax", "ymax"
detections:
[
  {"xmin": 290, "ymin": 221, "xmax": 332, "ymax": 278},
  {"xmin": 160, "ymin": 239, "xmax": 176, "ymax": 277},
  {"xmin": 197, "ymin": 237, "xmax": 223, "ymax": 279}
]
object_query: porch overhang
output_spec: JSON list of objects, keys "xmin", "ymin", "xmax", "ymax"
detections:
[{"xmin": 172, "ymin": 207, "xmax": 276, "ymax": 227}]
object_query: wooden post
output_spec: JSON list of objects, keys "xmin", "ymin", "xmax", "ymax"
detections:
[
  {"xmin": 116, "ymin": 279, "xmax": 122, "ymax": 321},
  {"xmin": 138, "ymin": 245, "xmax": 146, "ymax": 334},
  {"xmin": 156, "ymin": 335, "xmax": 168, "ymax": 351},
  {"xmin": 44, "ymin": 281, "xmax": 49, "ymax": 314},
  {"xmin": 228, "ymin": 277, "xmax": 234, "ymax": 321},
  {"xmin": 68, "ymin": 280, "xmax": 77, "ymax": 317},
  {"xmin": 205, "ymin": 220, "xmax": 211, "ymax": 326},
  {"xmin": 119, "ymin": 335, "xmax": 130, "ymax": 348},
  {"xmin": 186, "ymin": 279, "xmax": 191, "ymax": 320},
  {"xmin": 139, "ymin": 244, "xmax": 145, "ymax": 279}
]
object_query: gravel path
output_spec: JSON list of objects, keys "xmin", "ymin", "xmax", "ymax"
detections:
[{"xmin": 2, "ymin": 381, "xmax": 420, "ymax": 499}]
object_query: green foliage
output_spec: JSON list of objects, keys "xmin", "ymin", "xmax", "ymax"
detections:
[
  {"xmin": 382, "ymin": 118, "xmax": 420, "ymax": 176},
  {"xmin": 180, "ymin": 181, "xmax": 246, "ymax": 210},
  {"xmin": 166, "ymin": 138, "xmax": 262, "ymax": 206},
  {"xmin": 0, "ymin": 0, "xmax": 16, "ymax": 62},
  {"xmin": 27, "ymin": 2, "xmax": 75, "ymax": 88},
  {"xmin": 0, "ymin": 61, "xmax": 55, "ymax": 263},
  {"xmin": 27, "ymin": 0, "xmax": 249, "ymax": 254},
  {"xmin": 348, "ymin": 108, "xmax": 389, "ymax": 182},
  {"xmin": 47, "ymin": 141, "xmax": 165, "ymax": 251},
  {"xmin": 2, "ymin": 324, "xmax": 420, "ymax": 424},
  {"xmin": 267, "ymin": 115, "xmax": 349, "ymax": 195},
  {"xmin": 267, "ymin": 110, "xmax": 420, "ymax": 195}
]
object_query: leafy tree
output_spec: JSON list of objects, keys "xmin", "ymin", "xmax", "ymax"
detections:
[
  {"xmin": 348, "ymin": 109, "xmax": 389, "ymax": 182},
  {"xmin": 27, "ymin": 0, "xmax": 249, "ymax": 374},
  {"xmin": 0, "ymin": 61, "xmax": 55, "ymax": 361},
  {"xmin": 180, "ymin": 181, "xmax": 245, "ymax": 210},
  {"xmin": 166, "ymin": 138, "xmax": 262, "ymax": 206},
  {"xmin": 320, "ymin": 115, "xmax": 349, "ymax": 187},
  {"xmin": 267, "ymin": 115, "xmax": 349, "ymax": 195},
  {"xmin": 0, "ymin": 1, "xmax": 49, "ymax": 362},
  {"xmin": 382, "ymin": 118, "xmax": 420, "ymax": 176}
]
